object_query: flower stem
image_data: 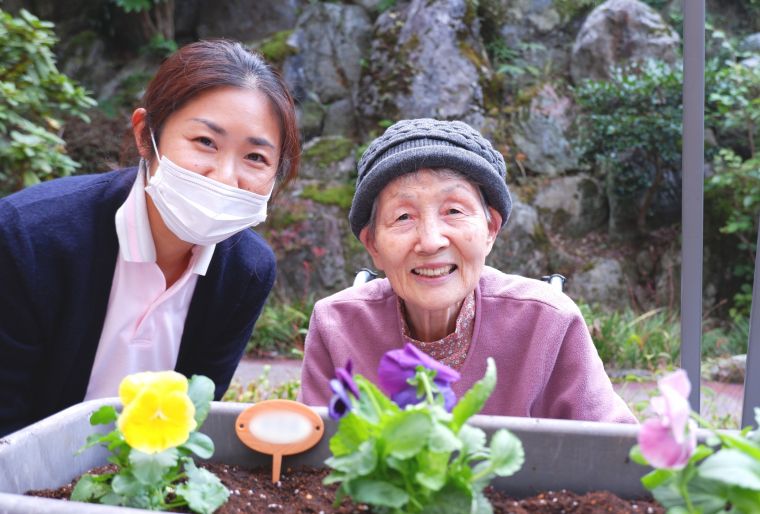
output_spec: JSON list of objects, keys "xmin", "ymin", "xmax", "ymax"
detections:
[{"xmin": 418, "ymin": 369, "xmax": 435, "ymax": 405}]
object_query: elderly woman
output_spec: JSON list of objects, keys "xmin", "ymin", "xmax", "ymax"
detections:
[{"xmin": 299, "ymin": 118, "xmax": 636, "ymax": 423}]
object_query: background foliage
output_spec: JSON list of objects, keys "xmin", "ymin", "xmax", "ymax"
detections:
[{"xmin": 0, "ymin": 9, "xmax": 95, "ymax": 195}]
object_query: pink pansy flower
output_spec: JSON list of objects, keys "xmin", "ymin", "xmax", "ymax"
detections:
[{"xmin": 638, "ymin": 369, "xmax": 698, "ymax": 470}]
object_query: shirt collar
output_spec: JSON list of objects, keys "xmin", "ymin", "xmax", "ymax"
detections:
[{"xmin": 114, "ymin": 161, "xmax": 216, "ymax": 276}]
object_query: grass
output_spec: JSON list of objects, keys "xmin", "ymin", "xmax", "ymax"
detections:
[
  {"xmin": 222, "ymin": 365, "xmax": 300, "ymax": 403},
  {"xmin": 579, "ymin": 302, "xmax": 749, "ymax": 372},
  {"xmin": 245, "ymin": 296, "xmax": 314, "ymax": 358}
]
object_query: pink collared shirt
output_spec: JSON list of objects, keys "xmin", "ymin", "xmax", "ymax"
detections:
[{"xmin": 84, "ymin": 163, "xmax": 216, "ymax": 400}]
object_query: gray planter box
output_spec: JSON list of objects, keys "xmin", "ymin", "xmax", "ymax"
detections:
[{"xmin": 0, "ymin": 399, "xmax": 651, "ymax": 512}]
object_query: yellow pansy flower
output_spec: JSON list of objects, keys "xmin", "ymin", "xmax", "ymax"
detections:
[{"xmin": 117, "ymin": 371, "xmax": 197, "ymax": 454}]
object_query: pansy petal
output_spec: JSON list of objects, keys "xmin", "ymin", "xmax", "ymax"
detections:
[
  {"xmin": 639, "ymin": 419, "xmax": 694, "ymax": 469},
  {"xmin": 658, "ymin": 369, "xmax": 691, "ymax": 399},
  {"xmin": 392, "ymin": 387, "xmax": 423, "ymax": 410}
]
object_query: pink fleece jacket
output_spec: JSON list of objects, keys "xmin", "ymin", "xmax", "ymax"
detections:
[{"xmin": 299, "ymin": 266, "xmax": 637, "ymax": 424}]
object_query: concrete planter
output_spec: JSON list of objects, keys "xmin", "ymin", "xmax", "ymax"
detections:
[{"xmin": 0, "ymin": 399, "xmax": 651, "ymax": 512}]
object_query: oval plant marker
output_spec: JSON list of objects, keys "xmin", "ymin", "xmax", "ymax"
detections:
[{"xmin": 235, "ymin": 399, "xmax": 324, "ymax": 483}]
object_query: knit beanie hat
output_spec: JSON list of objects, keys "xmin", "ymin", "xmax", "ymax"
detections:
[{"xmin": 349, "ymin": 118, "xmax": 512, "ymax": 238}]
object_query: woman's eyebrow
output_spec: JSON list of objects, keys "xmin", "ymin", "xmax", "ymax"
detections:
[{"xmin": 191, "ymin": 117, "xmax": 274, "ymax": 148}]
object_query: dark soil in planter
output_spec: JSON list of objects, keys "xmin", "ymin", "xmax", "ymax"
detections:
[{"xmin": 27, "ymin": 463, "xmax": 665, "ymax": 514}]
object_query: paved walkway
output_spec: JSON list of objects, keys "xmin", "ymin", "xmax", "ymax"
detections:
[{"xmin": 233, "ymin": 357, "xmax": 746, "ymax": 428}]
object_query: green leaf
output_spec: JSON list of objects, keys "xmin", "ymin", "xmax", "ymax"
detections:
[
  {"xmin": 641, "ymin": 468, "xmax": 675, "ymax": 490},
  {"xmin": 415, "ymin": 451, "xmax": 450, "ymax": 492},
  {"xmin": 176, "ymin": 460, "xmax": 231, "ymax": 514},
  {"xmin": 325, "ymin": 440, "xmax": 377, "ymax": 476},
  {"xmin": 419, "ymin": 478, "xmax": 474, "ymax": 514},
  {"xmin": 451, "ymin": 358, "xmax": 496, "ymax": 432},
  {"xmin": 70, "ymin": 474, "xmax": 111, "ymax": 502},
  {"xmin": 354, "ymin": 376, "xmax": 399, "ymax": 424},
  {"xmin": 383, "ymin": 410, "xmax": 433, "ymax": 459},
  {"xmin": 698, "ymin": 449, "xmax": 760, "ymax": 490},
  {"xmin": 651, "ymin": 474, "xmax": 731, "ymax": 514},
  {"xmin": 129, "ymin": 448, "xmax": 179, "ymax": 485},
  {"xmin": 457, "ymin": 424, "xmax": 486, "ymax": 457},
  {"xmin": 329, "ymin": 413, "xmax": 372, "ymax": 456},
  {"xmin": 111, "ymin": 471, "xmax": 143, "ymax": 497},
  {"xmin": 182, "ymin": 431, "xmax": 214, "ymax": 459},
  {"xmin": 428, "ymin": 421, "xmax": 462, "ymax": 454},
  {"xmin": 90, "ymin": 405, "xmax": 118, "ymax": 425},
  {"xmin": 629, "ymin": 445, "xmax": 648, "ymax": 466},
  {"xmin": 488, "ymin": 429, "xmax": 524, "ymax": 477},
  {"xmin": 188, "ymin": 375, "xmax": 215, "ymax": 427},
  {"xmin": 345, "ymin": 478, "xmax": 409, "ymax": 509}
]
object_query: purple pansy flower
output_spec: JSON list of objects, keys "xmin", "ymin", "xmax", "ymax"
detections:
[
  {"xmin": 638, "ymin": 369, "xmax": 697, "ymax": 470},
  {"xmin": 328, "ymin": 360, "xmax": 359, "ymax": 420},
  {"xmin": 377, "ymin": 343, "xmax": 461, "ymax": 411}
]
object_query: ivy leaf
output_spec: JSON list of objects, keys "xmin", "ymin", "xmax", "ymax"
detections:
[
  {"xmin": 489, "ymin": 429, "xmax": 524, "ymax": 477},
  {"xmin": 182, "ymin": 431, "xmax": 215, "ymax": 460},
  {"xmin": 345, "ymin": 478, "xmax": 409, "ymax": 509},
  {"xmin": 383, "ymin": 410, "xmax": 433, "ymax": 459},
  {"xmin": 451, "ymin": 358, "xmax": 496, "ymax": 432},
  {"xmin": 188, "ymin": 375, "xmax": 215, "ymax": 427},
  {"xmin": 129, "ymin": 448, "xmax": 179, "ymax": 485},
  {"xmin": 176, "ymin": 461, "xmax": 231, "ymax": 514}
]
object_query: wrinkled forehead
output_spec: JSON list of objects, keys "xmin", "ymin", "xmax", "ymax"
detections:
[{"xmin": 379, "ymin": 168, "xmax": 481, "ymax": 200}]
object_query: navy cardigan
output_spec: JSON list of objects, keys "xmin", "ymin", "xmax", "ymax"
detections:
[{"xmin": 0, "ymin": 168, "xmax": 276, "ymax": 437}]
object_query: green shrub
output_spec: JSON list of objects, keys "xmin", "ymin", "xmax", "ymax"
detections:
[
  {"xmin": 245, "ymin": 296, "xmax": 314, "ymax": 357},
  {"xmin": 0, "ymin": 9, "xmax": 96, "ymax": 195},
  {"xmin": 574, "ymin": 60, "xmax": 683, "ymax": 233}
]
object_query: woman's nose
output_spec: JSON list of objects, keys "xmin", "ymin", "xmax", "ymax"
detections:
[
  {"xmin": 206, "ymin": 156, "xmax": 237, "ymax": 188},
  {"xmin": 414, "ymin": 217, "xmax": 449, "ymax": 254}
]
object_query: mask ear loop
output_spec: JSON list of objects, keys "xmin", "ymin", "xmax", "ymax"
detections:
[{"xmin": 149, "ymin": 129, "xmax": 161, "ymax": 161}]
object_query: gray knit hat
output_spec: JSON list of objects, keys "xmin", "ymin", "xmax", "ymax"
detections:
[{"xmin": 349, "ymin": 118, "xmax": 512, "ymax": 238}]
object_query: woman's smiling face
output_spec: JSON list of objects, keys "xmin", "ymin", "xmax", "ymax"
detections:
[{"xmin": 360, "ymin": 169, "xmax": 501, "ymax": 323}]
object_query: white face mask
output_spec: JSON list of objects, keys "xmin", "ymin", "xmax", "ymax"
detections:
[{"xmin": 144, "ymin": 131, "xmax": 273, "ymax": 246}]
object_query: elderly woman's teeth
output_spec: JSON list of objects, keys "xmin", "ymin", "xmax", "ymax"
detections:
[{"xmin": 413, "ymin": 265, "xmax": 455, "ymax": 277}]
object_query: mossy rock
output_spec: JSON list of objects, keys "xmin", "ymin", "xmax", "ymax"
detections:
[
  {"xmin": 300, "ymin": 183, "xmax": 356, "ymax": 210},
  {"xmin": 256, "ymin": 30, "xmax": 297, "ymax": 66}
]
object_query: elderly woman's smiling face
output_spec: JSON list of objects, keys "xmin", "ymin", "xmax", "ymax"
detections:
[{"xmin": 359, "ymin": 169, "xmax": 501, "ymax": 339}]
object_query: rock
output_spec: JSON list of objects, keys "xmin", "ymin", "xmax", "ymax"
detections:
[
  {"xmin": 488, "ymin": 198, "xmax": 549, "ymax": 279},
  {"xmin": 568, "ymin": 257, "xmax": 629, "ymax": 311},
  {"xmin": 299, "ymin": 136, "xmax": 357, "ymax": 182},
  {"xmin": 704, "ymin": 355, "xmax": 746, "ymax": 384},
  {"xmin": 511, "ymin": 83, "xmax": 579, "ymax": 176},
  {"xmin": 196, "ymin": 0, "xmax": 303, "ymax": 41},
  {"xmin": 282, "ymin": 3, "xmax": 372, "ymax": 137},
  {"xmin": 533, "ymin": 174, "xmax": 608, "ymax": 237},
  {"xmin": 739, "ymin": 32, "xmax": 760, "ymax": 54},
  {"xmin": 570, "ymin": 0, "xmax": 680, "ymax": 84},
  {"xmin": 360, "ymin": 0, "xmax": 488, "ymax": 125}
]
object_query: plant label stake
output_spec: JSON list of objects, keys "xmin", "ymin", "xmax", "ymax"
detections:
[{"xmin": 235, "ymin": 399, "xmax": 324, "ymax": 483}]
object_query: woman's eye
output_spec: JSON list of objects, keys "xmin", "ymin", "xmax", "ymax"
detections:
[
  {"xmin": 246, "ymin": 153, "xmax": 266, "ymax": 163},
  {"xmin": 395, "ymin": 213, "xmax": 410, "ymax": 222},
  {"xmin": 447, "ymin": 208, "xmax": 463, "ymax": 215},
  {"xmin": 195, "ymin": 136, "xmax": 215, "ymax": 148}
]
